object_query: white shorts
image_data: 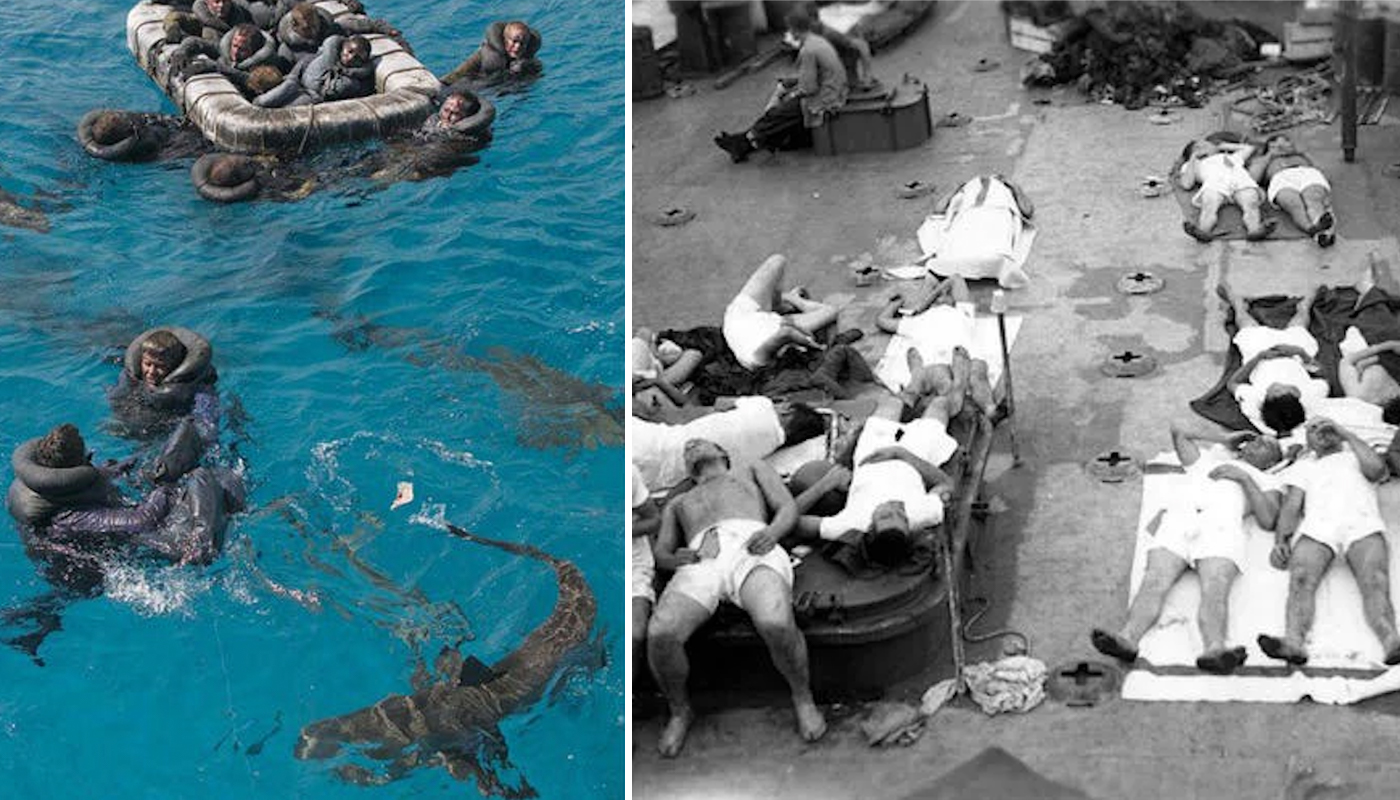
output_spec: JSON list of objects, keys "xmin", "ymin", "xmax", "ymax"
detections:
[
  {"xmin": 818, "ymin": 417, "xmax": 954, "ymax": 539},
  {"xmin": 632, "ymin": 536, "xmax": 656, "ymax": 604},
  {"xmin": 660, "ymin": 518, "xmax": 793, "ymax": 614},
  {"xmin": 1296, "ymin": 513, "xmax": 1386, "ymax": 556},
  {"xmin": 1232, "ymin": 325, "xmax": 1317, "ymax": 364},
  {"xmin": 1190, "ymin": 155, "xmax": 1259, "ymax": 207},
  {"xmin": 1151, "ymin": 494, "xmax": 1248, "ymax": 569},
  {"xmin": 722, "ymin": 295, "xmax": 783, "ymax": 371},
  {"xmin": 1267, "ymin": 166, "xmax": 1330, "ymax": 205}
]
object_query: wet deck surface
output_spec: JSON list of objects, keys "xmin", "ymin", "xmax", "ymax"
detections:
[{"xmin": 631, "ymin": 2, "xmax": 1400, "ymax": 798}]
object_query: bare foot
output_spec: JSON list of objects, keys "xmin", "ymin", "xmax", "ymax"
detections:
[
  {"xmin": 1245, "ymin": 219, "xmax": 1277, "ymax": 241},
  {"xmin": 1091, "ymin": 628, "xmax": 1138, "ymax": 663},
  {"xmin": 658, "ymin": 708, "xmax": 695, "ymax": 758},
  {"xmin": 794, "ymin": 699, "xmax": 826, "ymax": 743},
  {"xmin": 1381, "ymin": 636, "xmax": 1400, "ymax": 666},
  {"xmin": 1196, "ymin": 645, "xmax": 1247, "ymax": 674},
  {"xmin": 781, "ymin": 287, "xmax": 811, "ymax": 307},
  {"xmin": 1258, "ymin": 634, "xmax": 1308, "ymax": 665},
  {"xmin": 1184, "ymin": 220, "xmax": 1215, "ymax": 243}
]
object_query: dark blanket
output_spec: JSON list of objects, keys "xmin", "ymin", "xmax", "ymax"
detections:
[
  {"xmin": 1189, "ymin": 286, "xmax": 1400, "ymax": 431},
  {"xmin": 658, "ymin": 325, "xmax": 874, "ymax": 404},
  {"xmin": 1171, "ymin": 131, "xmax": 1306, "ymax": 241}
]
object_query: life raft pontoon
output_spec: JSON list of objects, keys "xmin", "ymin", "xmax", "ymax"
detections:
[{"xmin": 126, "ymin": 0, "xmax": 440, "ymax": 153}]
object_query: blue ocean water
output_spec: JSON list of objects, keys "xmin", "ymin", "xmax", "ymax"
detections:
[{"xmin": 0, "ymin": 1, "xmax": 623, "ymax": 797}]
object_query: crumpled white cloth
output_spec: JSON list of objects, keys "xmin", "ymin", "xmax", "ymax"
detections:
[{"xmin": 963, "ymin": 655, "xmax": 1048, "ymax": 715}]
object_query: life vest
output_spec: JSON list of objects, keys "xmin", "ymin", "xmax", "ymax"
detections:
[
  {"xmin": 108, "ymin": 327, "xmax": 218, "ymax": 435},
  {"xmin": 478, "ymin": 21, "xmax": 542, "ymax": 76},
  {"xmin": 5, "ymin": 438, "xmax": 119, "ymax": 531},
  {"xmin": 218, "ymin": 25, "xmax": 279, "ymax": 71}
]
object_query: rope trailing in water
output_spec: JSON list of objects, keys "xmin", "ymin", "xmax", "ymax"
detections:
[{"xmin": 296, "ymin": 102, "xmax": 317, "ymax": 157}]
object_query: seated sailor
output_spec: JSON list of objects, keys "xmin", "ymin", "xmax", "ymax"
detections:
[
  {"xmin": 714, "ymin": 11, "xmax": 846, "ymax": 163},
  {"xmin": 253, "ymin": 35, "xmax": 375, "ymax": 108}
]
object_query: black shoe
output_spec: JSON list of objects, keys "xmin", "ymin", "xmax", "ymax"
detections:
[
  {"xmin": 714, "ymin": 132, "xmax": 752, "ymax": 163},
  {"xmin": 830, "ymin": 329, "xmax": 864, "ymax": 346}
]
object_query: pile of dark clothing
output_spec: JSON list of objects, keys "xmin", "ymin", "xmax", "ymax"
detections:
[
  {"xmin": 658, "ymin": 325, "xmax": 874, "ymax": 404},
  {"xmin": 1009, "ymin": 1, "xmax": 1279, "ymax": 109}
]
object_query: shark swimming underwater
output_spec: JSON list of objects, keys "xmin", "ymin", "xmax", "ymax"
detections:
[
  {"xmin": 0, "ymin": 186, "xmax": 51, "ymax": 233},
  {"xmin": 293, "ymin": 523, "xmax": 597, "ymax": 797},
  {"xmin": 314, "ymin": 308, "xmax": 623, "ymax": 452}
]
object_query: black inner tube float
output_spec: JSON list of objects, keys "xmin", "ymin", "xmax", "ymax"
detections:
[{"xmin": 191, "ymin": 153, "xmax": 260, "ymax": 203}]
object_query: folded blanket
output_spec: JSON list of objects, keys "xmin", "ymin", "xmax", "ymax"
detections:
[
  {"xmin": 1189, "ymin": 286, "xmax": 1400, "ymax": 432},
  {"xmin": 1120, "ymin": 451, "xmax": 1400, "ymax": 703}
]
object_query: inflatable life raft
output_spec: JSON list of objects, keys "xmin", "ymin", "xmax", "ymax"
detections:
[{"xmin": 126, "ymin": 0, "xmax": 440, "ymax": 153}]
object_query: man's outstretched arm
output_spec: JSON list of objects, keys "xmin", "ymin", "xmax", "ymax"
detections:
[
  {"xmin": 49, "ymin": 487, "xmax": 175, "ymax": 540},
  {"xmin": 747, "ymin": 461, "xmax": 798, "ymax": 555}
]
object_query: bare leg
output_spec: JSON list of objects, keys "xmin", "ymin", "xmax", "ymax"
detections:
[
  {"xmin": 944, "ymin": 274, "xmax": 971, "ymax": 305},
  {"xmin": 1288, "ymin": 287, "xmax": 1317, "ymax": 329},
  {"xmin": 1301, "ymin": 185, "xmax": 1332, "ymax": 232},
  {"xmin": 1345, "ymin": 533, "xmax": 1400, "ymax": 663},
  {"xmin": 632, "ymin": 596, "xmax": 652, "ymax": 682},
  {"xmin": 1197, "ymin": 190, "xmax": 1224, "ymax": 234},
  {"xmin": 1114, "ymin": 548, "xmax": 1190, "ymax": 651},
  {"xmin": 1259, "ymin": 536, "xmax": 1332, "ymax": 665},
  {"xmin": 739, "ymin": 566, "xmax": 825, "ymax": 743},
  {"xmin": 947, "ymin": 346, "xmax": 971, "ymax": 419},
  {"xmin": 660, "ymin": 348, "xmax": 704, "ymax": 387},
  {"xmin": 901, "ymin": 349, "xmax": 953, "ymax": 413},
  {"xmin": 735, "ymin": 254, "xmax": 788, "ymax": 312},
  {"xmin": 967, "ymin": 357, "xmax": 996, "ymax": 417},
  {"xmin": 1194, "ymin": 557, "xmax": 1245, "ymax": 673},
  {"xmin": 786, "ymin": 301, "xmax": 840, "ymax": 336},
  {"xmin": 1272, "ymin": 188, "xmax": 1312, "ymax": 232},
  {"xmin": 905, "ymin": 273, "xmax": 950, "ymax": 315},
  {"xmin": 647, "ymin": 590, "xmax": 715, "ymax": 757},
  {"xmin": 1237, "ymin": 188, "xmax": 1271, "ymax": 238},
  {"xmin": 1218, "ymin": 282, "xmax": 1259, "ymax": 330}
]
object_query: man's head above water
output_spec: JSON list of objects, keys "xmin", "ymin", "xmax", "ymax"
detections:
[
  {"xmin": 139, "ymin": 330, "xmax": 187, "ymax": 388},
  {"xmin": 35, "ymin": 423, "xmax": 86, "ymax": 469}
]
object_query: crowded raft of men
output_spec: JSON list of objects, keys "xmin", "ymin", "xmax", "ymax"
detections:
[
  {"xmin": 77, "ymin": 0, "xmax": 544, "ymax": 200},
  {"xmin": 631, "ymin": 4, "xmax": 1400, "ymax": 760}
]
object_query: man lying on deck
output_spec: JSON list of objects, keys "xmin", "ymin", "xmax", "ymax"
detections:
[
  {"xmin": 1178, "ymin": 138, "xmax": 1273, "ymax": 242},
  {"xmin": 877, "ymin": 273, "xmax": 997, "ymax": 420},
  {"xmin": 1091, "ymin": 424, "xmax": 1283, "ymax": 674},
  {"xmin": 629, "ymin": 396, "xmax": 824, "ymax": 491},
  {"xmin": 631, "ymin": 327, "xmax": 704, "ymax": 419},
  {"xmin": 1220, "ymin": 283, "xmax": 1327, "ymax": 437},
  {"xmin": 631, "ymin": 461, "xmax": 660, "ymax": 680},
  {"xmin": 722, "ymin": 254, "xmax": 844, "ymax": 371},
  {"xmin": 791, "ymin": 352, "xmax": 964, "ymax": 560},
  {"xmin": 1337, "ymin": 256, "xmax": 1400, "ymax": 414},
  {"xmin": 928, "ymin": 175, "xmax": 1035, "ymax": 288},
  {"xmin": 648, "ymin": 439, "xmax": 826, "ymax": 757},
  {"xmin": 1259, "ymin": 417, "xmax": 1400, "ymax": 666},
  {"xmin": 1247, "ymin": 133, "xmax": 1336, "ymax": 247}
]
